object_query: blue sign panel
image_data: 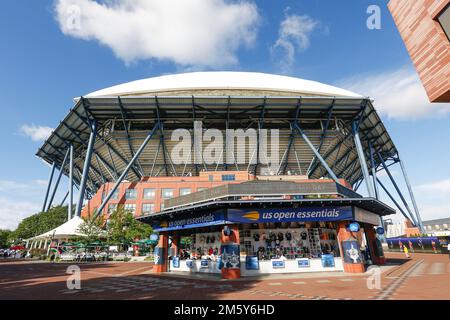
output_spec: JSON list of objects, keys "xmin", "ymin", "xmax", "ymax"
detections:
[
  {"xmin": 150, "ymin": 233, "xmax": 159, "ymax": 241},
  {"xmin": 245, "ymin": 256, "xmax": 260, "ymax": 270},
  {"xmin": 153, "ymin": 211, "xmax": 226, "ymax": 232},
  {"xmin": 321, "ymin": 254, "xmax": 335, "ymax": 268},
  {"xmin": 186, "ymin": 260, "xmax": 194, "ymax": 268},
  {"xmin": 272, "ymin": 259, "xmax": 285, "ymax": 268},
  {"xmin": 200, "ymin": 259, "xmax": 209, "ymax": 268},
  {"xmin": 172, "ymin": 257, "xmax": 180, "ymax": 268},
  {"xmin": 376, "ymin": 227, "xmax": 385, "ymax": 235},
  {"xmin": 297, "ymin": 258, "xmax": 310, "ymax": 267},
  {"xmin": 349, "ymin": 222, "xmax": 360, "ymax": 232},
  {"xmin": 227, "ymin": 206, "xmax": 353, "ymax": 224}
]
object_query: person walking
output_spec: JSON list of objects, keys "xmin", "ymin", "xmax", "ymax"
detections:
[{"xmin": 403, "ymin": 245, "xmax": 410, "ymax": 259}]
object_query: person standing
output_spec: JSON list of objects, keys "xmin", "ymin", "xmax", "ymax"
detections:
[{"xmin": 403, "ymin": 245, "xmax": 410, "ymax": 259}]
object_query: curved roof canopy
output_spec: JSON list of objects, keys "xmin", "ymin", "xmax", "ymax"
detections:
[
  {"xmin": 85, "ymin": 72, "xmax": 362, "ymax": 98},
  {"xmin": 37, "ymin": 72, "xmax": 398, "ymax": 199}
]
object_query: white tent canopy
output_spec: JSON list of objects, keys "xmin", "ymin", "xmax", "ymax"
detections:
[{"xmin": 27, "ymin": 216, "xmax": 86, "ymax": 241}]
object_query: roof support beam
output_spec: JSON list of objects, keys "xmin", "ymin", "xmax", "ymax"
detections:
[
  {"xmin": 307, "ymin": 99, "xmax": 335, "ymax": 175},
  {"xmin": 377, "ymin": 177, "xmax": 416, "ymax": 226},
  {"xmin": 118, "ymin": 96, "xmax": 145, "ymax": 177},
  {"xmin": 53, "ymin": 131, "xmax": 104, "ymax": 187},
  {"xmin": 95, "ymin": 122, "xmax": 160, "ymax": 218},
  {"xmin": 42, "ymin": 163, "xmax": 56, "ymax": 213},
  {"xmin": 254, "ymin": 97, "xmax": 266, "ymax": 175},
  {"xmin": 398, "ymin": 156, "xmax": 424, "ymax": 233},
  {"xmin": 75, "ymin": 119, "xmax": 98, "ymax": 217},
  {"xmin": 369, "ymin": 141, "xmax": 379, "ymax": 200},
  {"xmin": 68, "ymin": 144, "xmax": 74, "ymax": 220},
  {"xmin": 293, "ymin": 122, "xmax": 340, "ymax": 184},
  {"xmin": 71, "ymin": 108, "xmax": 142, "ymax": 179},
  {"xmin": 352, "ymin": 121, "xmax": 375, "ymax": 198},
  {"xmin": 280, "ymin": 98, "xmax": 302, "ymax": 175},
  {"xmin": 155, "ymin": 96, "xmax": 170, "ymax": 176},
  {"xmin": 376, "ymin": 150, "xmax": 418, "ymax": 227},
  {"xmin": 46, "ymin": 147, "xmax": 70, "ymax": 211}
]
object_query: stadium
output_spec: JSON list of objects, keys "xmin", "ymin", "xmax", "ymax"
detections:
[{"xmin": 36, "ymin": 71, "xmax": 424, "ymax": 279}]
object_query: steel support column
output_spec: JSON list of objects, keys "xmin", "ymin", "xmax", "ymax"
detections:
[
  {"xmin": 377, "ymin": 178, "xmax": 416, "ymax": 225},
  {"xmin": 68, "ymin": 144, "xmax": 74, "ymax": 220},
  {"xmin": 352, "ymin": 122, "xmax": 375, "ymax": 198},
  {"xmin": 293, "ymin": 122, "xmax": 340, "ymax": 184},
  {"xmin": 95, "ymin": 123, "xmax": 160, "ymax": 217},
  {"xmin": 46, "ymin": 147, "xmax": 70, "ymax": 211},
  {"xmin": 42, "ymin": 163, "xmax": 56, "ymax": 212},
  {"xmin": 377, "ymin": 151, "xmax": 419, "ymax": 227},
  {"xmin": 369, "ymin": 141, "xmax": 379, "ymax": 199},
  {"xmin": 399, "ymin": 157, "xmax": 424, "ymax": 233},
  {"xmin": 75, "ymin": 120, "xmax": 98, "ymax": 217}
]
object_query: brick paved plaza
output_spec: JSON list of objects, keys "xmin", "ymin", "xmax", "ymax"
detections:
[{"xmin": 0, "ymin": 252, "xmax": 449, "ymax": 300}]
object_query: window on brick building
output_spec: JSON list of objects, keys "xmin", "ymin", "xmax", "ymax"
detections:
[
  {"xmin": 142, "ymin": 203, "xmax": 154, "ymax": 215},
  {"xmin": 124, "ymin": 203, "xmax": 136, "ymax": 214},
  {"xmin": 180, "ymin": 188, "xmax": 191, "ymax": 196},
  {"xmin": 162, "ymin": 188, "xmax": 174, "ymax": 199},
  {"xmin": 437, "ymin": 4, "xmax": 450, "ymax": 41},
  {"xmin": 143, "ymin": 188, "xmax": 156, "ymax": 199},
  {"xmin": 125, "ymin": 189, "xmax": 137, "ymax": 200}
]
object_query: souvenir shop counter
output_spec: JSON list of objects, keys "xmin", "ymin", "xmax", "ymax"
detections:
[
  {"xmin": 170, "ymin": 255, "xmax": 344, "ymax": 275},
  {"xmin": 171, "ymin": 257, "xmax": 222, "ymax": 274},
  {"xmin": 241, "ymin": 256, "xmax": 344, "ymax": 276}
]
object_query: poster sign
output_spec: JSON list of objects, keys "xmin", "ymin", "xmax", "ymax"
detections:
[
  {"xmin": 220, "ymin": 244, "xmax": 240, "ymax": 269},
  {"xmin": 172, "ymin": 257, "xmax": 180, "ymax": 268},
  {"xmin": 272, "ymin": 259, "xmax": 285, "ymax": 268},
  {"xmin": 297, "ymin": 258, "xmax": 310, "ymax": 268},
  {"xmin": 245, "ymin": 256, "xmax": 260, "ymax": 270},
  {"xmin": 153, "ymin": 246, "xmax": 165, "ymax": 266},
  {"xmin": 321, "ymin": 254, "xmax": 335, "ymax": 267},
  {"xmin": 227, "ymin": 206, "xmax": 353, "ymax": 224},
  {"xmin": 342, "ymin": 240, "xmax": 362, "ymax": 264}
]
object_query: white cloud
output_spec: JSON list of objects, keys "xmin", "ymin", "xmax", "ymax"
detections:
[
  {"xmin": 20, "ymin": 124, "xmax": 53, "ymax": 142},
  {"xmin": 416, "ymin": 179, "xmax": 450, "ymax": 200},
  {"xmin": 336, "ymin": 66, "xmax": 450, "ymax": 120},
  {"xmin": 54, "ymin": 0, "xmax": 260, "ymax": 68},
  {"xmin": 271, "ymin": 13, "xmax": 319, "ymax": 72},
  {"xmin": 0, "ymin": 180, "xmax": 70, "ymax": 230},
  {"xmin": 0, "ymin": 197, "xmax": 41, "ymax": 230}
]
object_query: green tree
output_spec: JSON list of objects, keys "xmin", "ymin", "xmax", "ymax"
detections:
[
  {"xmin": 11, "ymin": 206, "xmax": 68, "ymax": 242},
  {"xmin": 77, "ymin": 214, "xmax": 106, "ymax": 244},
  {"xmin": 0, "ymin": 229, "xmax": 12, "ymax": 248},
  {"xmin": 107, "ymin": 207, "xmax": 152, "ymax": 245}
]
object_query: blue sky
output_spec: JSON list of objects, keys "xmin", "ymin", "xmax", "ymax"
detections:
[{"xmin": 1, "ymin": 0, "xmax": 450, "ymax": 229}]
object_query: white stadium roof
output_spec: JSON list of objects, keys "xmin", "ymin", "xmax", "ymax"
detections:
[{"xmin": 85, "ymin": 71, "xmax": 362, "ymax": 98}]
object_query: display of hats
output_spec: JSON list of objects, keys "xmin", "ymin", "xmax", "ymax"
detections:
[{"xmin": 277, "ymin": 232, "xmax": 284, "ymax": 241}]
